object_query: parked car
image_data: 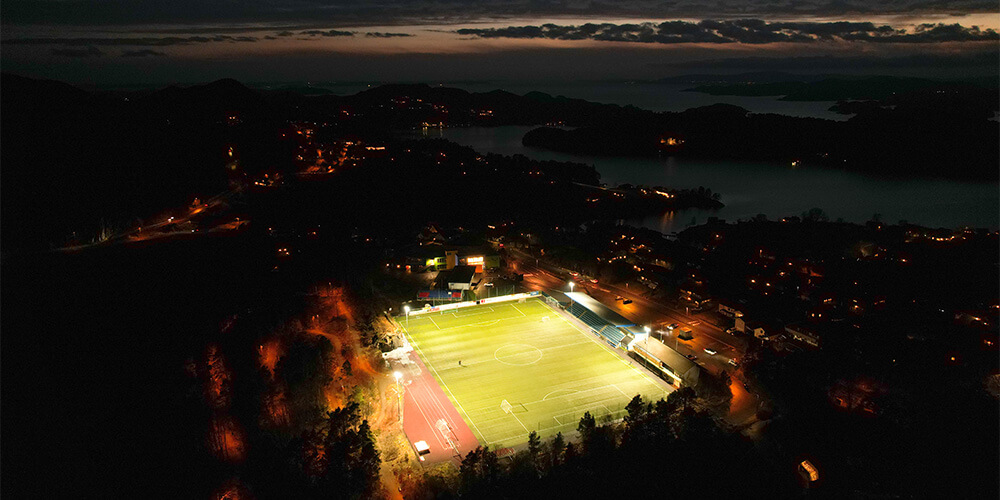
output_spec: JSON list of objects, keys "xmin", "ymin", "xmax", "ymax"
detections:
[
  {"xmin": 622, "ymin": 299, "xmax": 633, "ymax": 304},
  {"xmin": 485, "ymin": 281, "xmax": 494, "ymax": 287},
  {"xmin": 615, "ymin": 295, "xmax": 623, "ymax": 301},
  {"xmin": 685, "ymin": 354, "xmax": 698, "ymax": 361},
  {"xmin": 704, "ymin": 348, "xmax": 717, "ymax": 355},
  {"xmin": 668, "ymin": 323, "xmax": 679, "ymax": 330},
  {"xmin": 728, "ymin": 358, "xmax": 739, "ymax": 367},
  {"xmin": 725, "ymin": 327, "xmax": 738, "ymax": 335}
]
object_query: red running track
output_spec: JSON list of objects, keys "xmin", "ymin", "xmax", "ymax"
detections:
[{"xmin": 397, "ymin": 352, "xmax": 479, "ymax": 465}]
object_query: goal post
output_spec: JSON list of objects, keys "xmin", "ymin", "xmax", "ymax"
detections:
[{"xmin": 500, "ymin": 399, "xmax": 513, "ymax": 414}]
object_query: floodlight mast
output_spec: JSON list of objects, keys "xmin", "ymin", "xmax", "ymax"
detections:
[{"xmin": 404, "ymin": 305, "xmax": 410, "ymax": 328}]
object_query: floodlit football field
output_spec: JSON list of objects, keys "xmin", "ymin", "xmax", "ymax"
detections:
[{"xmin": 401, "ymin": 298, "xmax": 670, "ymax": 448}]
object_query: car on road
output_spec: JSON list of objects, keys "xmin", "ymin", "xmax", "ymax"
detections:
[
  {"xmin": 485, "ymin": 281, "xmax": 494, "ymax": 287},
  {"xmin": 667, "ymin": 323, "xmax": 679, "ymax": 330},
  {"xmin": 728, "ymin": 358, "xmax": 739, "ymax": 367},
  {"xmin": 704, "ymin": 348, "xmax": 717, "ymax": 355},
  {"xmin": 622, "ymin": 299, "xmax": 633, "ymax": 304},
  {"xmin": 590, "ymin": 278, "xmax": 599, "ymax": 284},
  {"xmin": 569, "ymin": 271, "xmax": 580, "ymax": 277},
  {"xmin": 685, "ymin": 354, "xmax": 698, "ymax": 361},
  {"xmin": 725, "ymin": 327, "xmax": 738, "ymax": 335},
  {"xmin": 688, "ymin": 320, "xmax": 701, "ymax": 326},
  {"xmin": 615, "ymin": 295, "xmax": 623, "ymax": 301}
]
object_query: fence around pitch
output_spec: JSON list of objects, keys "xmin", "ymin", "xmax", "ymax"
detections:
[{"xmin": 404, "ymin": 291, "xmax": 542, "ymax": 317}]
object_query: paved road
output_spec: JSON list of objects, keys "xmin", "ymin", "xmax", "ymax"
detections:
[{"xmin": 53, "ymin": 189, "xmax": 238, "ymax": 253}]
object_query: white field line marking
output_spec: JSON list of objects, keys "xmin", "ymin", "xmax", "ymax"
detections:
[
  {"xmin": 422, "ymin": 380, "xmax": 465, "ymax": 446},
  {"xmin": 542, "ymin": 389, "xmax": 579, "ymax": 401},
  {"xmin": 449, "ymin": 306, "xmax": 497, "ymax": 319},
  {"xmin": 471, "ymin": 319, "xmax": 502, "ymax": 327},
  {"xmin": 465, "ymin": 383, "xmax": 626, "ymax": 415},
  {"xmin": 493, "ymin": 401, "xmax": 627, "ymax": 446},
  {"xmin": 542, "ymin": 300, "xmax": 669, "ymax": 399},
  {"xmin": 511, "ymin": 304, "xmax": 527, "ymax": 317},
  {"xmin": 612, "ymin": 383, "xmax": 628, "ymax": 397},
  {"xmin": 407, "ymin": 380, "xmax": 451, "ymax": 450},
  {"xmin": 486, "ymin": 395, "xmax": 642, "ymax": 447},
  {"xmin": 510, "ymin": 412, "xmax": 529, "ymax": 433},
  {"xmin": 407, "ymin": 332, "xmax": 488, "ymax": 444},
  {"xmin": 427, "ymin": 316, "xmax": 441, "ymax": 330}
]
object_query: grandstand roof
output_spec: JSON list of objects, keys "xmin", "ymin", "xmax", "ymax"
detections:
[
  {"xmin": 633, "ymin": 337, "xmax": 701, "ymax": 385},
  {"xmin": 565, "ymin": 292, "xmax": 636, "ymax": 327},
  {"xmin": 439, "ymin": 265, "xmax": 476, "ymax": 286}
]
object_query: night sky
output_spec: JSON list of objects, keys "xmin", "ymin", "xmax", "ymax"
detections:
[{"xmin": 2, "ymin": 1, "xmax": 998, "ymax": 85}]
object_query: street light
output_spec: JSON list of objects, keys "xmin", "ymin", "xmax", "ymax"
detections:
[
  {"xmin": 394, "ymin": 371, "xmax": 403, "ymax": 423},
  {"xmin": 403, "ymin": 305, "xmax": 410, "ymax": 328}
]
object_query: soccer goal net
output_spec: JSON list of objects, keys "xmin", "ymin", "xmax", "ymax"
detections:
[
  {"xmin": 544, "ymin": 295, "xmax": 559, "ymax": 308},
  {"xmin": 500, "ymin": 399, "xmax": 513, "ymax": 414}
]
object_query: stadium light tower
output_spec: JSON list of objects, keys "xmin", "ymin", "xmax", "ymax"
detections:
[
  {"xmin": 394, "ymin": 371, "xmax": 403, "ymax": 423},
  {"xmin": 568, "ymin": 281, "xmax": 575, "ymax": 308},
  {"xmin": 403, "ymin": 305, "xmax": 410, "ymax": 328}
]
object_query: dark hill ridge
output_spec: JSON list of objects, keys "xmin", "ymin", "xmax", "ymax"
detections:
[
  {"xmin": 2, "ymin": 73, "xmax": 996, "ymax": 252},
  {"xmin": 657, "ymin": 71, "xmax": 823, "ymax": 85},
  {"xmin": 137, "ymin": 77, "xmax": 272, "ymax": 122},
  {"xmin": 686, "ymin": 75, "xmax": 1000, "ymax": 102},
  {"xmin": 522, "ymin": 91, "xmax": 998, "ymax": 181}
]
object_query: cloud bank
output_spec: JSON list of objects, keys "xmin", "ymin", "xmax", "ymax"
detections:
[
  {"xmin": 3, "ymin": 0, "xmax": 998, "ymax": 26},
  {"xmin": 3, "ymin": 35, "xmax": 260, "ymax": 47},
  {"xmin": 121, "ymin": 49, "xmax": 167, "ymax": 58},
  {"xmin": 50, "ymin": 46, "xmax": 102, "ymax": 58},
  {"xmin": 458, "ymin": 20, "xmax": 999, "ymax": 44}
]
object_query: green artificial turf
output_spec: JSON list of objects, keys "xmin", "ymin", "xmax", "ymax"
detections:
[{"xmin": 401, "ymin": 298, "xmax": 670, "ymax": 448}]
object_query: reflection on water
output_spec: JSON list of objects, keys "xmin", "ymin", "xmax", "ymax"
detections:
[
  {"xmin": 659, "ymin": 211, "xmax": 675, "ymax": 234},
  {"xmin": 426, "ymin": 126, "xmax": 999, "ymax": 232}
]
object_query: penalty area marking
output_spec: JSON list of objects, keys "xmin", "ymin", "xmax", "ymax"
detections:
[
  {"xmin": 470, "ymin": 319, "xmax": 502, "ymax": 327},
  {"xmin": 542, "ymin": 389, "xmax": 579, "ymax": 401}
]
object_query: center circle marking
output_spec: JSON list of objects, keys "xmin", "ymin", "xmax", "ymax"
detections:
[{"xmin": 494, "ymin": 344, "xmax": 543, "ymax": 366}]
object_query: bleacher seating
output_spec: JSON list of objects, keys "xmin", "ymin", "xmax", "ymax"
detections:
[{"xmin": 566, "ymin": 302, "xmax": 626, "ymax": 346}]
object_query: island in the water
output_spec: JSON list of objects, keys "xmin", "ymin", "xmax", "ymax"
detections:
[{"xmin": 522, "ymin": 80, "xmax": 998, "ymax": 182}]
